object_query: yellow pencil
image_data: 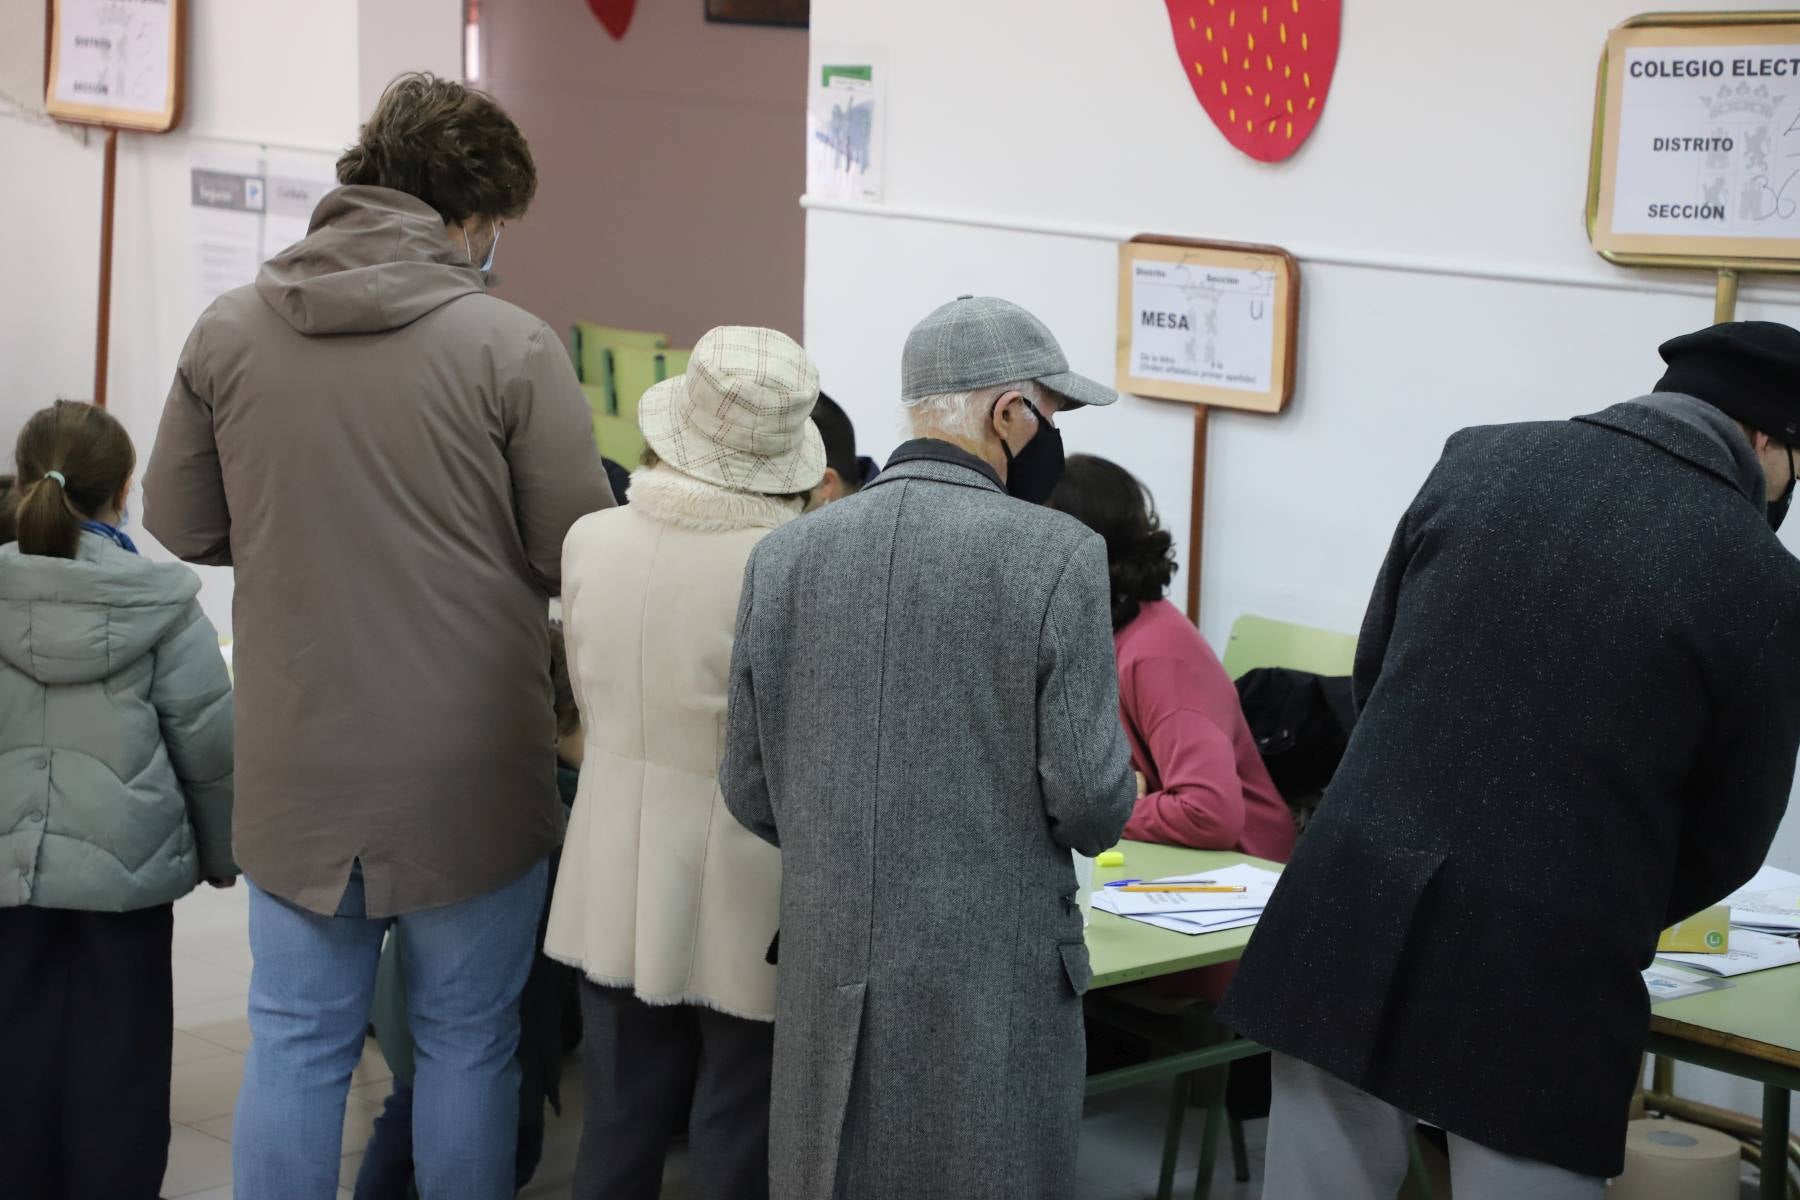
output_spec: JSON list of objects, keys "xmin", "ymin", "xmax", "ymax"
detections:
[{"xmin": 1113, "ymin": 884, "xmax": 1247, "ymax": 894}]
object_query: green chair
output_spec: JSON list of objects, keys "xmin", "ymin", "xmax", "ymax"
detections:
[
  {"xmin": 1221, "ymin": 613, "xmax": 1359, "ymax": 681},
  {"xmin": 569, "ymin": 322, "xmax": 668, "ymax": 401},
  {"xmin": 583, "ymin": 383, "xmax": 646, "ymax": 468},
  {"xmin": 655, "ymin": 347, "xmax": 691, "ymax": 383},
  {"xmin": 1096, "ymin": 613, "xmax": 1366, "ymax": 1200},
  {"xmin": 1183, "ymin": 615, "xmax": 1439, "ymax": 1196}
]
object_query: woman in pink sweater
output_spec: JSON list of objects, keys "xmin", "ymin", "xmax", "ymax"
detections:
[{"xmin": 1050, "ymin": 456, "xmax": 1296, "ymax": 864}]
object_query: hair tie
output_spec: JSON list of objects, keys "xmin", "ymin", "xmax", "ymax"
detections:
[{"xmin": 44, "ymin": 471, "xmax": 66, "ymax": 488}]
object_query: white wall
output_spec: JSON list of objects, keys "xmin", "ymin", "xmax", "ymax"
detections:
[
  {"xmin": 804, "ymin": 0, "xmax": 1800, "ymax": 1126},
  {"xmin": 1, "ymin": 0, "xmax": 460, "ymax": 629}
]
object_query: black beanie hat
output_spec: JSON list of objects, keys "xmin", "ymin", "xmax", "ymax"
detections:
[{"xmin": 1655, "ymin": 321, "xmax": 1800, "ymax": 443}]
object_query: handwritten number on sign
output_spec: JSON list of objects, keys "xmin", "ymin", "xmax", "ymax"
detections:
[{"xmin": 1746, "ymin": 171, "xmax": 1800, "ymax": 222}]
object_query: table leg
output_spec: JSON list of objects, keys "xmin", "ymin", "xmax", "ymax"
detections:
[
  {"xmin": 1158, "ymin": 1076, "xmax": 1187, "ymax": 1200},
  {"xmin": 1763, "ymin": 1085, "xmax": 1791, "ymax": 1200}
]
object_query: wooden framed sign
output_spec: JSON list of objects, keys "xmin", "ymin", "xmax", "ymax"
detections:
[
  {"xmin": 45, "ymin": 0, "xmax": 184, "ymax": 132},
  {"xmin": 1116, "ymin": 237, "xmax": 1299, "ymax": 414},
  {"xmin": 1589, "ymin": 12, "xmax": 1800, "ymax": 269}
]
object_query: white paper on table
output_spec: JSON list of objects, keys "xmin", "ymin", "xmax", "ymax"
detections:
[
  {"xmin": 1726, "ymin": 865, "xmax": 1800, "ymax": 933},
  {"xmin": 1659, "ymin": 928, "xmax": 1800, "ymax": 978},
  {"xmin": 1642, "ymin": 962, "xmax": 1723, "ymax": 1002},
  {"xmin": 1092, "ymin": 863, "xmax": 1279, "ymax": 916},
  {"xmin": 1125, "ymin": 912, "xmax": 1263, "ymax": 938}
]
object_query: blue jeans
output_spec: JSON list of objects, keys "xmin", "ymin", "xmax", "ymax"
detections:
[{"xmin": 233, "ymin": 862, "xmax": 547, "ymax": 1200}]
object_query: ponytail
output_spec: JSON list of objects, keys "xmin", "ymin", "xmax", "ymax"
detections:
[{"xmin": 13, "ymin": 401, "xmax": 136, "ymax": 560}]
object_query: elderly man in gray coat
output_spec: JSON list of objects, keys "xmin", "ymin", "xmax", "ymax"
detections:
[{"xmin": 721, "ymin": 296, "xmax": 1137, "ymax": 1199}]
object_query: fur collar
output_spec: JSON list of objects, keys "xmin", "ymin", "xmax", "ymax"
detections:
[{"xmin": 627, "ymin": 466, "xmax": 804, "ymax": 533}]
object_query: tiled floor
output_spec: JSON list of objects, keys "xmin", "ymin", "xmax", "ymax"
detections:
[{"xmin": 165, "ymin": 885, "xmax": 1265, "ymax": 1199}]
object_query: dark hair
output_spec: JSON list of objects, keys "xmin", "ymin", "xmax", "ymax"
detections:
[
  {"xmin": 0, "ymin": 475, "xmax": 16, "ymax": 545},
  {"xmin": 13, "ymin": 401, "xmax": 136, "ymax": 560},
  {"xmin": 549, "ymin": 626, "xmax": 580, "ymax": 739},
  {"xmin": 337, "ymin": 73, "xmax": 537, "ymax": 224},
  {"xmin": 1048, "ymin": 454, "xmax": 1177, "ymax": 631},
  {"xmin": 811, "ymin": 392, "xmax": 861, "ymax": 494}
]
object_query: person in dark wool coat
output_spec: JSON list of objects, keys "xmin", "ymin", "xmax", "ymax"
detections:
[
  {"xmin": 1221, "ymin": 321, "xmax": 1800, "ymax": 1200},
  {"xmin": 720, "ymin": 296, "xmax": 1138, "ymax": 1200}
]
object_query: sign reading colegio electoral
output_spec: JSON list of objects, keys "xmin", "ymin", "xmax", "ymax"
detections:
[{"xmin": 1592, "ymin": 19, "xmax": 1800, "ymax": 263}]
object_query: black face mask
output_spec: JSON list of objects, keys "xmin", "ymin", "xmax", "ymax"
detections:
[
  {"xmin": 1771, "ymin": 445, "xmax": 1797, "ymax": 532},
  {"xmin": 995, "ymin": 395, "xmax": 1065, "ymax": 505}
]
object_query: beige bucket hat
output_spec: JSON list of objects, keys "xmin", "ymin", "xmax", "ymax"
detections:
[{"xmin": 638, "ymin": 326, "xmax": 827, "ymax": 494}]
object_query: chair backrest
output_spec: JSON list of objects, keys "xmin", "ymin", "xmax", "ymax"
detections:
[
  {"xmin": 1221, "ymin": 614, "xmax": 1358, "ymax": 680},
  {"xmin": 655, "ymin": 348, "xmax": 692, "ymax": 383},
  {"xmin": 569, "ymin": 322, "xmax": 669, "ymax": 400},
  {"xmin": 583, "ymin": 383, "xmax": 646, "ymax": 467},
  {"xmin": 609, "ymin": 344, "xmax": 665, "ymax": 429}
]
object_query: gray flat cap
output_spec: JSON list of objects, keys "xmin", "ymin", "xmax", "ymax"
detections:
[{"xmin": 901, "ymin": 296, "xmax": 1117, "ymax": 409}]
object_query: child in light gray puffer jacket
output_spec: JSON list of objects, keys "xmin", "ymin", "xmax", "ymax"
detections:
[{"xmin": 0, "ymin": 400, "xmax": 235, "ymax": 1200}]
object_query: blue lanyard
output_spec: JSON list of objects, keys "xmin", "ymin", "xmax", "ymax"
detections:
[{"xmin": 80, "ymin": 520, "xmax": 140, "ymax": 555}]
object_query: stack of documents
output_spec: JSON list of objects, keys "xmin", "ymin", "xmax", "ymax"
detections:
[
  {"xmin": 1648, "ymin": 864, "xmax": 1800, "ymax": 985},
  {"xmin": 1090, "ymin": 863, "xmax": 1280, "ymax": 937},
  {"xmin": 1660, "ymin": 928, "xmax": 1800, "ymax": 978},
  {"xmin": 1723, "ymin": 865, "xmax": 1800, "ymax": 936}
]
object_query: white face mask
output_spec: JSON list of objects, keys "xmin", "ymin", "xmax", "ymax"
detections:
[{"xmin": 463, "ymin": 220, "xmax": 499, "ymax": 273}]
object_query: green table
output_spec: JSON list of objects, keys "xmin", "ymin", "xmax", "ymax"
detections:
[
  {"xmin": 1086, "ymin": 842, "xmax": 1278, "ymax": 989},
  {"xmin": 1649, "ymin": 962, "xmax": 1800, "ymax": 1200},
  {"xmin": 1083, "ymin": 843, "xmax": 1277, "ymax": 1200}
]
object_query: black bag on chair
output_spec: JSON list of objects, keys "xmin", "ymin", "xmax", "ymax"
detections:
[{"xmin": 1234, "ymin": 667, "xmax": 1356, "ymax": 829}]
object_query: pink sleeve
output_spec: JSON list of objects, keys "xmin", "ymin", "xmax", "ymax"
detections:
[{"xmin": 1120, "ymin": 656, "xmax": 1249, "ymax": 850}]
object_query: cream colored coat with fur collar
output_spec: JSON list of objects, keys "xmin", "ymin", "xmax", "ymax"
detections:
[{"xmin": 546, "ymin": 466, "xmax": 800, "ymax": 1020}]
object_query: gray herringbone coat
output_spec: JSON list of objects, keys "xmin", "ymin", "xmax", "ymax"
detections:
[{"xmin": 722, "ymin": 440, "xmax": 1136, "ymax": 1200}]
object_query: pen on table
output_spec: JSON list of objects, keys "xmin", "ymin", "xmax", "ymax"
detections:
[{"xmin": 1105, "ymin": 882, "xmax": 1248, "ymax": 894}]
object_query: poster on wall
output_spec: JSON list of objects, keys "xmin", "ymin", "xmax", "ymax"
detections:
[
  {"xmin": 1115, "ymin": 239, "xmax": 1299, "ymax": 414},
  {"xmin": 807, "ymin": 50, "xmax": 884, "ymax": 203},
  {"xmin": 1591, "ymin": 18, "xmax": 1800, "ymax": 263},
  {"xmin": 45, "ymin": 0, "xmax": 184, "ymax": 132},
  {"xmin": 190, "ymin": 144, "xmax": 338, "ymax": 315}
]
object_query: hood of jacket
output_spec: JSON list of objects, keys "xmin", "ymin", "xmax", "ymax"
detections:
[
  {"xmin": 255, "ymin": 185, "xmax": 485, "ymax": 336},
  {"xmin": 0, "ymin": 535, "xmax": 203, "ymax": 684}
]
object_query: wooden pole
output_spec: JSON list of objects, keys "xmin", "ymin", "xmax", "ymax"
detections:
[
  {"xmin": 1186, "ymin": 405, "xmax": 1210, "ymax": 626},
  {"xmin": 1715, "ymin": 268, "xmax": 1741, "ymax": 324},
  {"xmin": 93, "ymin": 126, "xmax": 119, "ymax": 408}
]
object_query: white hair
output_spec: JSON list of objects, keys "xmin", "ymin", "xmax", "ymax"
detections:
[{"xmin": 902, "ymin": 380, "xmax": 1042, "ymax": 441}]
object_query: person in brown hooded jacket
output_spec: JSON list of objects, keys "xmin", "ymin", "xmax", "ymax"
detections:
[{"xmin": 144, "ymin": 73, "xmax": 612, "ymax": 1199}]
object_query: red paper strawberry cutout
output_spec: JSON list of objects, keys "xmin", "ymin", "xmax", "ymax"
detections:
[
  {"xmin": 1164, "ymin": 0, "xmax": 1342, "ymax": 163},
  {"xmin": 587, "ymin": 0, "xmax": 636, "ymax": 40}
]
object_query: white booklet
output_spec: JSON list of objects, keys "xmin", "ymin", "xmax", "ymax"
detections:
[{"xmin": 1659, "ymin": 928, "xmax": 1800, "ymax": 978}]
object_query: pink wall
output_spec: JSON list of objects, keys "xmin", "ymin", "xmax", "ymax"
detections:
[{"xmin": 477, "ymin": 0, "xmax": 806, "ymax": 351}]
